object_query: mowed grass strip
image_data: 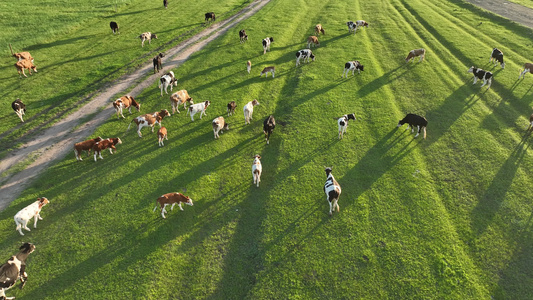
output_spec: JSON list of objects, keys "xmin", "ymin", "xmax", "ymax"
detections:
[{"xmin": 0, "ymin": 0, "xmax": 532, "ymax": 299}]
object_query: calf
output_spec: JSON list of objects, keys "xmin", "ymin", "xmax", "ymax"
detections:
[
  {"xmin": 262, "ymin": 37, "xmax": 274, "ymax": 54},
  {"xmin": 93, "ymin": 138, "xmax": 122, "ymax": 161},
  {"xmin": 307, "ymin": 36, "xmax": 320, "ymax": 48},
  {"xmin": 342, "ymin": 61, "xmax": 364, "ymax": 78},
  {"xmin": 263, "ymin": 115, "xmax": 276, "ymax": 144},
  {"xmin": 519, "ymin": 63, "xmax": 533, "ymax": 79},
  {"xmin": 247, "ymin": 60, "xmax": 251, "ymax": 74},
  {"xmin": 315, "ymin": 24, "xmax": 325, "ymax": 35},
  {"xmin": 10, "ymin": 44, "xmax": 34, "ymax": 62},
  {"xmin": 153, "ymin": 52, "xmax": 165, "ymax": 74},
  {"xmin": 74, "ymin": 136, "xmax": 103, "ymax": 161},
  {"xmin": 139, "ymin": 32, "xmax": 157, "ymax": 47},
  {"xmin": 405, "ymin": 48, "xmax": 426, "ymax": 63},
  {"xmin": 205, "ymin": 12, "xmax": 216, "ymax": 22},
  {"xmin": 239, "ymin": 29, "xmax": 248, "ymax": 43},
  {"xmin": 110, "ymin": 21, "xmax": 119, "ymax": 34},
  {"xmin": 112, "ymin": 95, "xmax": 140, "ymax": 119},
  {"xmin": 338, "ymin": 113, "xmax": 356, "ymax": 139},
  {"xmin": 296, "ymin": 49, "xmax": 315, "ymax": 67},
  {"xmin": 212, "ymin": 116, "xmax": 229, "ymax": 139},
  {"xmin": 14, "ymin": 197, "xmax": 49, "ymax": 236},
  {"xmin": 128, "ymin": 109, "xmax": 171, "ymax": 137},
  {"xmin": 153, "ymin": 192, "xmax": 193, "ymax": 219},
  {"xmin": 15, "ymin": 60, "xmax": 37, "ymax": 78},
  {"xmin": 187, "ymin": 100, "xmax": 211, "ymax": 121},
  {"xmin": 252, "ymin": 155, "xmax": 262, "ymax": 187},
  {"xmin": 159, "ymin": 71, "xmax": 178, "ymax": 96},
  {"xmin": 227, "ymin": 101, "xmax": 237, "ymax": 116},
  {"xmin": 12, "ymin": 98, "xmax": 26, "ymax": 123},
  {"xmin": 490, "ymin": 48, "xmax": 505, "ymax": 68},
  {"xmin": 468, "ymin": 66, "xmax": 493, "ymax": 89},
  {"xmin": 158, "ymin": 127, "xmax": 168, "ymax": 146},
  {"xmin": 324, "ymin": 167, "xmax": 341, "ymax": 216},
  {"xmin": 397, "ymin": 113, "xmax": 427, "ymax": 139},
  {"xmin": 260, "ymin": 66, "xmax": 275, "ymax": 78},
  {"xmin": 0, "ymin": 242, "xmax": 36, "ymax": 300},
  {"xmin": 243, "ymin": 99, "xmax": 259, "ymax": 124},
  {"xmin": 170, "ymin": 90, "xmax": 193, "ymax": 113}
]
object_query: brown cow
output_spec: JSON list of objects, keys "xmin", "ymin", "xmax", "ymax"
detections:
[
  {"xmin": 128, "ymin": 109, "xmax": 171, "ymax": 137},
  {"xmin": 158, "ymin": 127, "xmax": 168, "ymax": 146},
  {"xmin": 315, "ymin": 24, "xmax": 325, "ymax": 35},
  {"xmin": 93, "ymin": 138, "xmax": 122, "ymax": 161},
  {"xmin": 153, "ymin": 192, "xmax": 193, "ymax": 218},
  {"xmin": 74, "ymin": 137, "xmax": 103, "ymax": 161},
  {"xmin": 227, "ymin": 101, "xmax": 237, "ymax": 116},
  {"xmin": 307, "ymin": 36, "xmax": 320, "ymax": 48},
  {"xmin": 15, "ymin": 60, "xmax": 37, "ymax": 78},
  {"xmin": 113, "ymin": 96, "xmax": 141, "ymax": 119},
  {"xmin": 170, "ymin": 90, "xmax": 194, "ymax": 114}
]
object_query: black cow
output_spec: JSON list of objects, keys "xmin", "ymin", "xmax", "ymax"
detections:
[
  {"xmin": 397, "ymin": 113, "xmax": 427, "ymax": 139},
  {"xmin": 263, "ymin": 115, "xmax": 276, "ymax": 144},
  {"xmin": 468, "ymin": 66, "xmax": 493, "ymax": 89},
  {"xmin": 153, "ymin": 53, "xmax": 165, "ymax": 74},
  {"xmin": 239, "ymin": 29, "xmax": 248, "ymax": 43},
  {"xmin": 163, "ymin": 0, "xmax": 168, "ymax": 8},
  {"xmin": 110, "ymin": 21, "xmax": 119, "ymax": 34},
  {"xmin": 490, "ymin": 48, "xmax": 505, "ymax": 68},
  {"xmin": 12, "ymin": 98, "xmax": 26, "ymax": 123},
  {"xmin": 0, "ymin": 243, "xmax": 36, "ymax": 300},
  {"xmin": 205, "ymin": 12, "xmax": 216, "ymax": 22}
]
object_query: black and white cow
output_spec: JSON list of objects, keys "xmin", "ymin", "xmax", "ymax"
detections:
[
  {"xmin": 397, "ymin": 113, "xmax": 427, "ymax": 139},
  {"xmin": 263, "ymin": 115, "xmax": 276, "ymax": 144},
  {"xmin": 347, "ymin": 20, "xmax": 368, "ymax": 34},
  {"xmin": 110, "ymin": 21, "xmax": 119, "ymax": 34},
  {"xmin": 159, "ymin": 71, "xmax": 178, "ymax": 96},
  {"xmin": 342, "ymin": 61, "xmax": 364, "ymax": 77},
  {"xmin": 0, "ymin": 243, "xmax": 36, "ymax": 300},
  {"xmin": 323, "ymin": 167, "xmax": 341, "ymax": 216},
  {"xmin": 490, "ymin": 48, "xmax": 505, "ymax": 68},
  {"xmin": 295, "ymin": 49, "xmax": 315, "ymax": 67},
  {"xmin": 12, "ymin": 98, "xmax": 26, "ymax": 123},
  {"xmin": 338, "ymin": 113, "xmax": 356, "ymax": 139},
  {"xmin": 239, "ymin": 29, "xmax": 248, "ymax": 43},
  {"xmin": 205, "ymin": 12, "xmax": 216, "ymax": 22},
  {"xmin": 262, "ymin": 37, "xmax": 274, "ymax": 54},
  {"xmin": 468, "ymin": 66, "xmax": 493, "ymax": 89}
]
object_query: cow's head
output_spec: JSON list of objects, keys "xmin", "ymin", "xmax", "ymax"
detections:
[
  {"xmin": 324, "ymin": 167, "xmax": 332, "ymax": 176},
  {"xmin": 151, "ymin": 33, "xmax": 158, "ymax": 39},
  {"xmin": 159, "ymin": 109, "xmax": 171, "ymax": 118},
  {"xmin": 252, "ymin": 99, "xmax": 259, "ymax": 106},
  {"xmin": 19, "ymin": 242, "xmax": 36, "ymax": 254},
  {"xmin": 310, "ymin": 53, "xmax": 316, "ymax": 61},
  {"xmin": 204, "ymin": 101, "xmax": 211, "ymax": 109},
  {"xmin": 38, "ymin": 197, "xmax": 50, "ymax": 208}
]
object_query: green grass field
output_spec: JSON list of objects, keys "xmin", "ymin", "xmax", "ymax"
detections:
[{"xmin": 1, "ymin": 0, "xmax": 533, "ymax": 299}]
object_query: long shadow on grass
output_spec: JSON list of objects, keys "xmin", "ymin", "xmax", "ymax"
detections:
[{"xmin": 25, "ymin": 35, "xmax": 98, "ymax": 51}]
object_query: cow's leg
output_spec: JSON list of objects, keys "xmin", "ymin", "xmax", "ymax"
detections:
[
  {"xmin": 481, "ymin": 79, "xmax": 486, "ymax": 87},
  {"xmin": 16, "ymin": 221, "xmax": 24, "ymax": 235},
  {"xmin": 161, "ymin": 204, "xmax": 167, "ymax": 218},
  {"xmin": 473, "ymin": 77, "xmax": 478, "ymax": 85},
  {"xmin": 22, "ymin": 68, "xmax": 28, "ymax": 77},
  {"xmin": 94, "ymin": 152, "xmax": 98, "ymax": 162},
  {"xmin": 99, "ymin": 151, "xmax": 104, "ymax": 160},
  {"xmin": 178, "ymin": 203, "xmax": 184, "ymax": 211},
  {"xmin": 33, "ymin": 215, "xmax": 39, "ymax": 228},
  {"xmin": 109, "ymin": 148, "xmax": 113, "ymax": 154},
  {"xmin": 23, "ymin": 219, "xmax": 31, "ymax": 231},
  {"xmin": 415, "ymin": 126, "xmax": 420, "ymax": 138},
  {"xmin": 328, "ymin": 199, "xmax": 333, "ymax": 216}
]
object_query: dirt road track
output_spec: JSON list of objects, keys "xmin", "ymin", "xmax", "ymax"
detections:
[
  {"xmin": 464, "ymin": 0, "xmax": 533, "ymax": 29},
  {"xmin": 0, "ymin": 0, "xmax": 270, "ymax": 211}
]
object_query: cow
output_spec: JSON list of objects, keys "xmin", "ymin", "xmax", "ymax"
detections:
[
  {"xmin": 227, "ymin": 101, "xmax": 237, "ymax": 116},
  {"xmin": 112, "ymin": 95, "xmax": 140, "ymax": 119},
  {"xmin": 342, "ymin": 61, "xmax": 364, "ymax": 78},
  {"xmin": 187, "ymin": 101, "xmax": 210, "ymax": 121},
  {"xmin": 490, "ymin": 48, "xmax": 505, "ymax": 68},
  {"xmin": 139, "ymin": 32, "xmax": 157, "ymax": 47},
  {"xmin": 397, "ymin": 113, "xmax": 427, "ymax": 139},
  {"xmin": 405, "ymin": 48, "xmax": 426, "ymax": 63},
  {"xmin": 15, "ymin": 60, "xmax": 37, "ymax": 78},
  {"xmin": 263, "ymin": 115, "xmax": 275, "ymax": 145},
  {"xmin": 153, "ymin": 192, "xmax": 193, "ymax": 219},
  {"xmin": 338, "ymin": 113, "xmax": 356, "ymax": 139},
  {"xmin": 93, "ymin": 138, "xmax": 122, "ymax": 161},
  {"xmin": 262, "ymin": 37, "xmax": 274, "ymax": 54},
  {"xmin": 347, "ymin": 20, "xmax": 368, "ymax": 34},
  {"xmin": 159, "ymin": 71, "xmax": 178, "ymax": 96},
  {"xmin": 153, "ymin": 52, "xmax": 165, "ymax": 74},
  {"xmin": 295, "ymin": 49, "xmax": 315, "ymax": 67},
  {"xmin": 110, "ymin": 21, "xmax": 119, "ymax": 34},
  {"xmin": 252, "ymin": 155, "xmax": 262, "ymax": 187},
  {"xmin": 468, "ymin": 66, "xmax": 493, "ymax": 89},
  {"xmin": 239, "ymin": 29, "xmax": 248, "ymax": 43},
  {"xmin": 0, "ymin": 243, "xmax": 36, "ymax": 300},
  {"xmin": 74, "ymin": 136, "xmax": 103, "ymax": 161},
  {"xmin": 247, "ymin": 60, "xmax": 251, "ymax": 74},
  {"xmin": 324, "ymin": 167, "xmax": 341, "ymax": 216},
  {"xmin": 205, "ymin": 12, "xmax": 216, "ymax": 23},
  {"xmin": 307, "ymin": 36, "xmax": 320, "ymax": 48},
  {"xmin": 128, "ymin": 109, "xmax": 171, "ymax": 137},
  {"xmin": 163, "ymin": 0, "xmax": 168, "ymax": 8},
  {"xmin": 158, "ymin": 127, "xmax": 168, "ymax": 146},
  {"xmin": 519, "ymin": 63, "xmax": 533, "ymax": 79},
  {"xmin": 169, "ymin": 90, "xmax": 193, "ymax": 114},
  {"xmin": 12, "ymin": 98, "xmax": 26, "ymax": 123},
  {"xmin": 212, "ymin": 116, "xmax": 229, "ymax": 139},
  {"xmin": 9, "ymin": 44, "xmax": 34, "ymax": 63},
  {"xmin": 243, "ymin": 99, "xmax": 259, "ymax": 124},
  {"xmin": 14, "ymin": 197, "xmax": 49, "ymax": 236},
  {"xmin": 260, "ymin": 66, "xmax": 275, "ymax": 78},
  {"xmin": 315, "ymin": 24, "xmax": 325, "ymax": 35}
]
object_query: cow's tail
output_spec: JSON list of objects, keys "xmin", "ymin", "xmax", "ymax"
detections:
[
  {"xmin": 423, "ymin": 127, "xmax": 427, "ymax": 139},
  {"xmin": 158, "ymin": 77, "xmax": 164, "ymax": 88}
]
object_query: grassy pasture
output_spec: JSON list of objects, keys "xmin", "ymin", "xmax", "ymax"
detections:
[{"xmin": 1, "ymin": 0, "xmax": 533, "ymax": 299}]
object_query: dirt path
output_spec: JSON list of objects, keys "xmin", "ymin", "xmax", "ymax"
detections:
[
  {"xmin": 464, "ymin": 0, "xmax": 533, "ymax": 28},
  {"xmin": 0, "ymin": 0, "xmax": 270, "ymax": 211}
]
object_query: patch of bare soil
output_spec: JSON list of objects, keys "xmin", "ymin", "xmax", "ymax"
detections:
[
  {"xmin": 0, "ymin": 0, "xmax": 270, "ymax": 211},
  {"xmin": 464, "ymin": 0, "xmax": 533, "ymax": 29}
]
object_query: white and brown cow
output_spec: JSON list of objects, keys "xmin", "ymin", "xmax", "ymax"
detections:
[
  {"xmin": 338, "ymin": 113, "xmax": 356, "ymax": 139},
  {"xmin": 15, "ymin": 60, "xmax": 37, "ymax": 78},
  {"xmin": 139, "ymin": 32, "xmax": 157, "ymax": 47},
  {"xmin": 170, "ymin": 90, "xmax": 194, "ymax": 114},
  {"xmin": 262, "ymin": 37, "xmax": 274, "ymax": 54},
  {"xmin": 10, "ymin": 44, "xmax": 34, "ymax": 63},
  {"xmin": 153, "ymin": 192, "xmax": 193, "ymax": 219},
  {"xmin": 315, "ymin": 24, "xmax": 325, "ymax": 35},
  {"xmin": 158, "ymin": 127, "xmax": 168, "ymax": 146},
  {"xmin": 342, "ymin": 61, "xmax": 364, "ymax": 78},
  {"xmin": 295, "ymin": 49, "xmax": 315, "ymax": 67},
  {"xmin": 324, "ymin": 167, "xmax": 341, "ymax": 216},
  {"xmin": 12, "ymin": 98, "xmax": 26, "ymax": 123},
  {"xmin": 405, "ymin": 48, "xmax": 426, "ymax": 63},
  {"xmin": 243, "ymin": 99, "xmax": 259, "ymax": 124},
  {"xmin": 74, "ymin": 136, "xmax": 103, "ymax": 161},
  {"xmin": 252, "ymin": 155, "xmax": 262, "ymax": 187},
  {"xmin": 112, "ymin": 96, "xmax": 141, "ymax": 119},
  {"xmin": 128, "ymin": 109, "xmax": 171, "ymax": 137},
  {"xmin": 159, "ymin": 71, "xmax": 178, "ymax": 96},
  {"xmin": 260, "ymin": 66, "xmax": 275, "ymax": 78},
  {"xmin": 307, "ymin": 36, "xmax": 320, "ymax": 48},
  {"xmin": 93, "ymin": 138, "xmax": 122, "ymax": 161},
  {"xmin": 519, "ymin": 63, "xmax": 533, "ymax": 79},
  {"xmin": 212, "ymin": 116, "xmax": 229, "ymax": 139},
  {"xmin": 239, "ymin": 29, "xmax": 248, "ymax": 43},
  {"xmin": 187, "ymin": 101, "xmax": 210, "ymax": 121},
  {"xmin": 227, "ymin": 101, "xmax": 237, "ymax": 116},
  {"xmin": 14, "ymin": 197, "xmax": 49, "ymax": 236}
]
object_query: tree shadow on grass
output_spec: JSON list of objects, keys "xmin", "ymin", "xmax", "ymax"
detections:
[{"xmin": 24, "ymin": 35, "xmax": 98, "ymax": 51}]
